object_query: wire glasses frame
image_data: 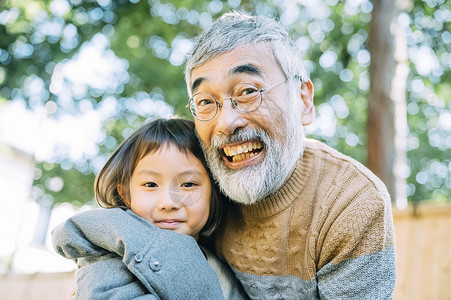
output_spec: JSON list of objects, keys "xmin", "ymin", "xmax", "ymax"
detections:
[{"xmin": 186, "ymin": 79, "xmax": 287, "ymax": 121}]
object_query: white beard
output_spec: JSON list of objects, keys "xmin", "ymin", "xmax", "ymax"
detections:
[{"xmin": 198, "ymin": 117, "xmax": 305, "ymax": 205}]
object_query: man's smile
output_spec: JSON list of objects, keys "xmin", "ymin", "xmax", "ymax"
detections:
[{"xmin": 220, "ymin": 140, "xmax": 265, "ymax": 168}]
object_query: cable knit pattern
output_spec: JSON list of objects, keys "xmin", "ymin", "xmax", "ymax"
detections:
[{"xmin": 216, "ymin": 139, "xmax": 396, "ymax": 299}]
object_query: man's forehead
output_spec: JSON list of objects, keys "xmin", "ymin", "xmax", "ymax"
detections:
[{"xmin": 190, "ymin": 44, "xmax": 277, "ymax": 92}]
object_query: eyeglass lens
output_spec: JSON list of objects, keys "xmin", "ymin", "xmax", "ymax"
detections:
[{"xmin": 190, "ymin": 83, "xmax": 262, "ymax": 120}]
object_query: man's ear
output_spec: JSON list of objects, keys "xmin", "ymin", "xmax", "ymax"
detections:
[
  {"xmin": 300, "ymin": 80, "xmax": 315, "ymax": 126},
  {"xmin": 117, "ymin": 184, "xmax": 130, "ymax": 206}
]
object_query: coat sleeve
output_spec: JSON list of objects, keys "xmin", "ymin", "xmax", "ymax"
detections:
[
  {"xmin": 52, "ymin": 208, "xmax": 224, "ymax": 300},
  {"xmin": 74, "ymin": 253, "xmax": 157, "ymax": 299},
  {"xmin": 315, "ymin": 194, "xmax": 396, "ymax": 300}
]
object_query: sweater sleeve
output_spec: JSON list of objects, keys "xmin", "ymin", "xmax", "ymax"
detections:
[
  {"xmin": 52, "ymin": 208, "xmax": 224, "ymax": 300},
  {"xmin": 315, "ymin": 194, "xmax": 396, "ymax": 300}
]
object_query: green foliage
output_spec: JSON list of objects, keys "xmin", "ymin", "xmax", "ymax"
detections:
[
  {"xmin": 292, "ymin": 1, "xmax": 372, "ymax": 165},
  {"xmin": 1, "ymin": 0, "xmax": 449, "ymax": 207},
  {"xmin": 33, "ymin": 160, "xmax": 96, "ymax": 207},
  {"xmin": 404, "ymin": 0, "xmax": 451, "ymax": 203}
]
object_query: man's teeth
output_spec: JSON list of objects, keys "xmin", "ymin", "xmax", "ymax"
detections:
[
  {"xmin": 232, "ymin": 152, "xmax": 256, "ymax": 162},
  {"xmin": 223, "ymin": 141, "xmax": 263, "ymax": 162}
]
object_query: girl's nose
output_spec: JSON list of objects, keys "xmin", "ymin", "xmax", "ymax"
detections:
[{"xmin": 157, "ymin": 189, "xmax": 181, "ymax": 210}]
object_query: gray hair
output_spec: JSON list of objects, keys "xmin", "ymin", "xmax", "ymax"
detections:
[{"xmin": 184, "ymin": 11, "xmax": 309, "ymax": 97}]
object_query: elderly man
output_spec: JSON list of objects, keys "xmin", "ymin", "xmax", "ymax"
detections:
[{"xmin": 185, "ymin": 11, "xmax": 396, "ymax": 299}]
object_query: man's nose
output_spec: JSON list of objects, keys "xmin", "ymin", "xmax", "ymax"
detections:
[{"xmin": 215, "ymin": 99, "xmax": 248, "ymax": 135}]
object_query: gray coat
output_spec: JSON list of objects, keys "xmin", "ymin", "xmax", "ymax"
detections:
[{"xmin": 52, "ymin": 208, "xmax": 224, "ymax": 300}]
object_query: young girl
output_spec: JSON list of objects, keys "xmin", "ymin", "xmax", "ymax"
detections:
[{"xmin": 52, "ymin": 118, "xmax": 247, "ymax": 300}]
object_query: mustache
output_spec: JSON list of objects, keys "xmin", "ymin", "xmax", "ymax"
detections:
[{"xmin": 210, "ymin": 127, "xmax": 268, "ymax": 149}]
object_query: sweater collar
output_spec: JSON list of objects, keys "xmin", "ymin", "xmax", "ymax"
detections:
[{"xmin": 239, "ymin": 143, "xmax": 314, "ymax": 219}]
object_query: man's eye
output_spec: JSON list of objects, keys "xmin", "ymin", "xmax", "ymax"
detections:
[
  {"xmin": 242, "ymin": 87, "xmax": 257, "ymax": 95},
  {"xmin": 181, "ymin": 182, "xmax": 196, "ymax": 188},
  {"xmin": 197, "ymin": 98, "xmax": 214, "ymax": 107},
  {"xmin": 143, "ymin": 182, "xmax": 157, "ymax": 188}
]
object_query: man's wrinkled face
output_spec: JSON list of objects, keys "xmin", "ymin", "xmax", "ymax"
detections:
[{"xmin": 190, "ymin": 44, "xmax": 311, "ymax": 204}]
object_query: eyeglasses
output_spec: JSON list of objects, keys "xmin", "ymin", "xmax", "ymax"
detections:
[{"xmin": 186, "ymin": 79, "xmax": 287, "ymax": 121}]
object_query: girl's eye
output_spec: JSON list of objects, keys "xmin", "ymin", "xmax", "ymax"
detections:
[
  {"xmin": 181, "ymin": 182, "xmax": 196, "ymax": 188},
  {"xmin": 143, "ymin": 182, "xmax": 157, "ymax": 188}
]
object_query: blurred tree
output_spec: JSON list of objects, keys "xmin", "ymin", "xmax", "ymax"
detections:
[
  {"xmin": 367, "ymin": 0, "xmax": 409, "ymax": 206},
  {"xmin": 0, "ymin": 0, "xmax": 449, "ymax": 210}
]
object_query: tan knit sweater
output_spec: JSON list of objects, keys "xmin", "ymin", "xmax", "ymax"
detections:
[{"xmin": 217, "ymin": 139, "xmax": 396, "ymax": 299}]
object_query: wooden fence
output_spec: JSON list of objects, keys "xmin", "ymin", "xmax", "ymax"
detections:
[
  {"xmin": 1, "ymin": 203, "xmax": 450, "ymax": 299},
  {"xmin": 393, "ymin": 203, "xmax": 451, "ymax": 300}
]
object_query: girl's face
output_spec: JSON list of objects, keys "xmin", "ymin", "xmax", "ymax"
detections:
[{"xmin": 125, "ymin": 144, "xmax": 211, "ymax": 239}]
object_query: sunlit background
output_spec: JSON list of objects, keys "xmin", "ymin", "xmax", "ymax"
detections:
[
  {"xmin": 0, "ymin": 32, "xmax": 174, "ymax": 274},
  {"xmin": 0, "ymin": 0, "xmax": 450, "ymax": 297}
]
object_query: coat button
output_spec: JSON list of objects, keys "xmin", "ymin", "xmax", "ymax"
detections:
[
  {"xmin": 134, "ymin": 254, "xmax": 143, "ymax": 263},
  {"xmin": 150, "ymin": 258, "xmax": 161, "ymax": 272}
]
